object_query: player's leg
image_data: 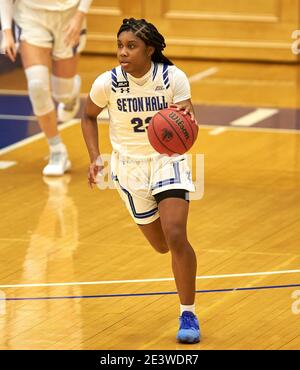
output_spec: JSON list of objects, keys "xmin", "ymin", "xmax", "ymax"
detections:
[
  {"xmin": 151, "ymin": 154, "xmax": 200, "ymax": 343},
  {"xmin": 20, "ymin": 41, "xmax": 54, "ymax": 137},
  {"xmin": 158, "ymin": 196, "xmax": 196, "ymax": 305},
  {"xmin": 158, "ymin": 195, "xmax": 200, "ymax": 343},
  {"xmin": 111, "ymin": 154, "xmax": 199, "ymax": 342},
  {"xmin": 20, "ymin": 41, "xmax": 70, "ymax": 176},
  {"xmin": 112, "ymin": 175, "xmax": 169, "ymax": 254},
  {"xmin": 138, "ymin": 218, "xmax": 169, "ymax": 254},
  {"xmin": 14, "ymin": 0, "xmax": 72, "ymax": 176},
  {"xmin": 52, "ymin": 55, "xmax": 81, "ymax": 122},
  {"xmin": 111, "ymin": 152, "xmax": 170, "ymax": 254},
  {"xmin": 50, "ymin": 6, "xmax": 86, "ymax": 123},
  {"xmin": 151, "ymin": 156, "xmax": 197, "ymax": 304}
]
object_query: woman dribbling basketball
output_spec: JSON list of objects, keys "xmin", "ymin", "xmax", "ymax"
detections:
[{"xmin": 81, "ymin": 18, "xmax": 200, "ymax": 344}]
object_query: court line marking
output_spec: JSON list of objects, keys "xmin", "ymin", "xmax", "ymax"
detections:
[
  {"xmin": 0, "ymin": 268, "xmax": 300, "ymax": 289},
  {"xmin": 209, "ymin": 108, "xmax": 279, "ymax": 135},
  {"xmin": 0, "ymin": 89, "xmax": 28, "ymax": 95},
  {"xmin": 68, "ymin": 117, "xmax": 300, "ymax": 136},
  {"xmin": 188, "ymin": 67, "xmax": 219, "ymax": 83},
  {"xmin": 0, "ymin": 160, "xmax": 17, "ymax": 169},
  {"xmin": 0, "ymin": 239, "xmax": 295, "ymax": 257},
  {"xmin": 0, "ymin": 111, "xmax": 109, "ymax": 123},
  {"xmin": 204, "ymin": 124, "xmax": 300, "ymax": 135},
  {"xmin": 0, "ymin": 119, "xmax": 80, "ymax": 156},
  {"xmin": 1, "ymin": 117, "xmax": 298, "ymax": 158},
  {"xmin": 208, "ymin": 127, "xmax": 228, "ymax": 136},
  {"xmin": 0, "ymin": 114, "xmax": 36, "ymax": 121},
  {"xmin": 0, "ymin": 96, "xmax": 298, "ymax": 158},
  {"xmin": 230, "ymin": 108, "xmax": 279, "ymax": 127},
  {"xmin": 0, "ymin": 89, "xmax": 88, "ymax": 97},
  {"xmin": 1, "ymin": 283, "xmax": 300, "ymax": 301}
]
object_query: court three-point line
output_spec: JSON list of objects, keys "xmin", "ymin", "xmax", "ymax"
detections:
[
  {"xmin": 1, "ymin": 268, "xmax": 300, "ymax": 289},
  {"xmin": 1, "ymin": 283, "xmax": 300, "ymax": 302}
]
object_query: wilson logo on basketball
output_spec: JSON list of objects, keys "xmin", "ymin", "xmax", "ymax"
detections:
[
  {"xmin": 162, "ymin": 129, "xmax": 173, "ymax": 142},
  {"xmin": 147, "ymin": 108, "xmax": 198, "ymax": 156},
  {"xmin": 168, "ymin": 112, "xmax": 190, "ymax": 140}
]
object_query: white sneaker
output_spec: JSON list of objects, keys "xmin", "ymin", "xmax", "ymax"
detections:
[
  {"xmin": 57, "ymin": 75, "xmax": 81, "ymax": 122},
  {"xmin": 43, "ymin": 150, "xmax": 71, "ymax": 176}
]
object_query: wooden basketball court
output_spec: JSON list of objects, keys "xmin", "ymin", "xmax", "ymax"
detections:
[{"xmin": 0, "ymin": 53, "xmax": 299, "ymax": 349}]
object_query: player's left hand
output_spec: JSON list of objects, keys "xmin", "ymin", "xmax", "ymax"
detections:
[
  {"xmin": 64, "ymin": 11, "xmax": 85, "ymax": 47},
  {"xmin": 169, "ymin": 102, "xmax": 198, "ymax": 124}
]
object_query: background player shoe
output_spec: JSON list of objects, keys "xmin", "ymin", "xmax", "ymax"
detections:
[
  {"xmin": 176, "ymin": 311, "xmax": 201, "ymax": 344},
  {"xmin": 43, "ymin": 150, "xmax": 71, "ymax": 176},
  {"xmin": 57, "ymin": 75, "xmax": 81, "ymax": 122}
]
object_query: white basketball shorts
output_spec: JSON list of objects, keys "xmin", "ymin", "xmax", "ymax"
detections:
[
  {"xmin": 14, "ymin": 2, "xmax": 87, "ymax": 59},
  {"xmin": 111, "ymin": 151, "xmax": 195, "ymax": 225}
]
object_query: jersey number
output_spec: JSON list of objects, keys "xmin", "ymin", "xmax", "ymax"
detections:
[{"xmin": 131, "ymin": 117, "xmax": 152, "ymax": 133}]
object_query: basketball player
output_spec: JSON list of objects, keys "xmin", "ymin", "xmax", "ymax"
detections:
[
  {"xmin": 0, "ymin": 0, "xmax": 93, "ymax": 176},
  {"xmin": 81, "ymin": 18, "xmax": 200, "ymax": 344}
]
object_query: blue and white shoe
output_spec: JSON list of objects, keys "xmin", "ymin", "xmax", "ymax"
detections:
[
  {"xmin": 176, "ymin": 311, "xmax": 200, "ymax": 344},
  {"xmin": 43, "ymin": 146, "xmax": 71, "ymax": 176}
]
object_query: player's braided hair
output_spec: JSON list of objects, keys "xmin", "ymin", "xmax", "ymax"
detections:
[{"xmin": 117, "ymin": 18, "xmax": 173, "ymax": 66}]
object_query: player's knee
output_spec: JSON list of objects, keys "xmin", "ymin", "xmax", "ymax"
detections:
[
  {"xmin": 51, "ymin": 74, "xmax": 79, "ymax": 104},
  {"xmin": 25, "ymin": 65, "xmax": 54, "ymax": 116},
  {"xmin": 164, "ymin": 226, "xmax": 187, "ymax": 252},
  {"xmin": 155, "ymin": 243, "xmax": 169, "ymax": 254}
]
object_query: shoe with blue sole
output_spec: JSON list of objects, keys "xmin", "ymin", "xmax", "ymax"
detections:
[{"xmin": 176, "ymin": 311, "xmax": 201, "ymax": 344}]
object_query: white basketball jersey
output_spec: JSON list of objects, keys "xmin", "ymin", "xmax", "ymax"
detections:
[{"xmin": 90, "ymin": 62, "xmax": 191, "ymax": 158}]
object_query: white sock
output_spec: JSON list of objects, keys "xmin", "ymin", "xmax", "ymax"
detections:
[
  {"xmin": 48, "ymin": 135, "xmax": 61, "ymax": 146},
  {"xmin": 180, "ymin": 304, "xmax": 195, "ymax": 316},
  {"xmin": 48, "ymin": 137, "xmax": 66, "ymax": 153}
]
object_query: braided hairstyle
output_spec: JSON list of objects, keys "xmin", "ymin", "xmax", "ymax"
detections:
[{"xmin": 117, "ymin": 18, "xmax": 173, "ymax": 66}]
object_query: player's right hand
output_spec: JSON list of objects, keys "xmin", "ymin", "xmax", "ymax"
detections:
[
  {"xmin": 88, "ymin": 155, "xmax": 104, "ymax": 188},
  {"xmin": 1, "ymin": 29, "xmax": 17, "ymax": 62},
  {"xmin": 63, "ymin": 10, "xmax": 85, "ymax": 47},
  {"xmin": 169, "ymin": 101, "xmax": 198, "ymax": 125}
]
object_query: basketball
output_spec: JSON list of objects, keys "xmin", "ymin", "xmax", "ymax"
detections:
[{"xmin": 147, "ymin": 108, "xmax": 198, "ymax": 156}]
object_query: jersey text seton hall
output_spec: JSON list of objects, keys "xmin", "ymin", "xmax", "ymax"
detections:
[{"xmin": 117, "ymin": 96, "xmax": 168, "ymax": 113}]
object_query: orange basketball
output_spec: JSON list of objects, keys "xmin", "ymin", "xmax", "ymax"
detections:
[{"xmin": 147, "ymin": 108, "xmax": 198, "ymax": 156}]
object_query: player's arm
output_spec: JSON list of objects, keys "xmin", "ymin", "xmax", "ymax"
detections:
[
  {"xmin": 0, "ymin": 0, "xmax": 16, "ymax": 62},
  {"xmin": 64, "ymin": 0, "xmax": 93, "ymax": 47},
  {"xmin": 81, "ymin": 96, "xmax": 104, "ymax": 187},
  {"xmin": 169, "ymin": 67, "xmax": 197, "ymax": 124}
]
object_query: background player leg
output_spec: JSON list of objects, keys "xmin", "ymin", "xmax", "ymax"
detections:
[
  {"xmin": 20, "ymin": 41, "xmax": 70, "ymax": 176},
  {"xmin": 52, "ymin": 55, "xmax": 81, "ymax": 122},
  {"xmin": 20, "ymin": 42, "xmax": 55, "ymax": 137}
]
